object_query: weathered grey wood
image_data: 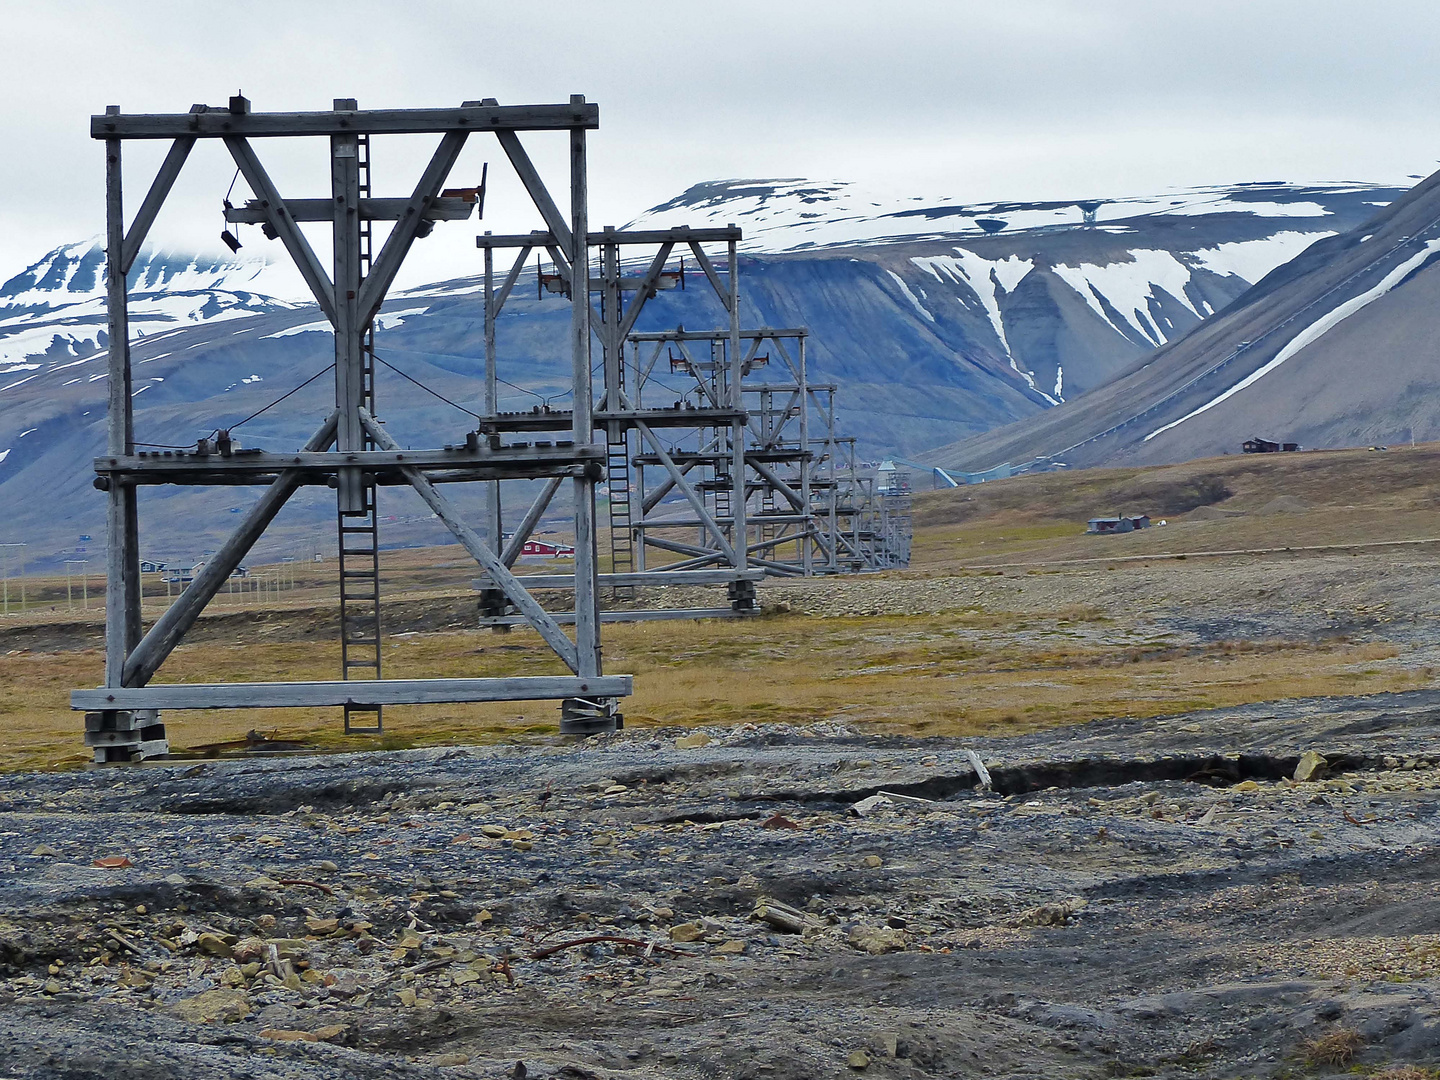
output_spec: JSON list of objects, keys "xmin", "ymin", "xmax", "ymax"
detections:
[
  {"xmin": 122, "ymin": 413, "xmax": 339, "ymax": 687},
  {"xmin": 628, "ymin": 328, "xmax": 808, "ymax": 342},
  {"xmin": 478, "ymin": 608, "xmax": 754, "ymax": 626},
  {"xmin": 226, "ymin": 196, "xmax": 475, "ymax": 223},
  {"xmin": 484, "ymin": 569, "xmax": 766, "ymax": 589},
  {"xmin": 121, "ymin": 135, "xmax": 195, "ymax": 273},
  {"xmin": 97, "ymin": 444, "xmax": 601, "ymax": 476},
  {"xmin": 500, "ymin": 475, "xmax": 564, "ymax": 567},
  {"xmin": 224, "ymin": 136, "xmax": 337, "ymax": 325},
  {"xmin": 75, "ymin": 675, "xmax": 630, "ymax": 711},
  {"xmin": 632, "ymin": 420, "xmax": 737, "ymax": 564},
  {"xmin": 494, "ymin": 129, "xmax": 573, "ymax": 253},
  {"xmin": 358, "ymin": 130, "xmax": 469, "ymax": 325},
  {"xmin": 492, "ymin": 243, "xmax": 534, "ymax": 315},
  {"xmin": 568, "ymin": 104, "xmax": 602, "ymax": 681},
  {"xmin": 746, "ymin": 457, "xmax": 807, "ymax": 512},
  {"xmin": 686, "ymin": 241, "xmax": 732, "ymax": 312},
  {"xmin": 330, "ymin": 116, "xmax": 365, "ymax": 512},
  {"xmin": 92, "ymin": 102, "xmax": 600, "ymax": 139},
  {"xmin": 483, "ymin": 239, "xmax": 502, "ymax": 550},
  {"xmin": 474, "ymin": 227, "xmax": 741, "ymax": 248},
  {"xmin": 728, "ymin": 235, "xmax": 747, "ymax": 574},
  {"xmin": 104, "ymin": 129, "xmax": 140, "ymax": 687},
  {"xmin": 360, "ymin": 410, "xmax": 581, "ymax": 673},
  {"xmin": 614, "ymin": 242, "xmax": 675, "ymax": 341}
]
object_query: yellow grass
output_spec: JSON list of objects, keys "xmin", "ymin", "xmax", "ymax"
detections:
[{"xmin": 1, "ymin": 611, "xmax": 1426, "ymax": 773}]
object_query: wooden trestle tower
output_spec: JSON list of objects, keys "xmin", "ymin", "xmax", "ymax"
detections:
[{"xmin": 74, "ymin": 95, "xmax": 629, "ymax": 762}]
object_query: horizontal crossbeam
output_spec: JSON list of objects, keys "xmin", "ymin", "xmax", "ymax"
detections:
[
  {"xmin": 93, "ymin": 102, "xmax": 598, "ymax": 139},
  {"xmin": 226, "ymin": 197, "xmax": 476, "ymax": 223},
  {"xmin": 98, "ymin": 445, "xmax": 602, "ymax": 477},
  {"xmin": 478, "ymin": 407, "xmax": 747, "ymax": 433},
  {"xmin": 474, "ymin": 226, "xmax": 742, "ymax": 248},
  {"xmin": 73, "ymin": 676, "xmax": 631, "ymax": 710},
  {"xmin": 477, "ymin": 569, "xmax": 767, "ymax": 589}
]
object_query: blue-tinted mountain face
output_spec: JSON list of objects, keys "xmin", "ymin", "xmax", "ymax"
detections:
[{"xmin": 0, "ymin": 180, "xmax": 1405, "ymax": 565}]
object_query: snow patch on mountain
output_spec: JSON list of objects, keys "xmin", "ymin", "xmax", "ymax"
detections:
[
  {"xmin": 911, "ymin": 251, "xmax": 1034, "ymax": 355},
  {"xmin": 626, "ymin": 178, "xmax": 1374, "ymax": 254},
  {"xmin": 1189, "ymin": 231, "xmax": 1333, "ymax": 281},
  {"xmin": 1144, "ymin": 237, "xmax": 1440, "ymax": 442},
  {"xmin": 1051, "ymin": 250, "xmax": 1200, "ymax": 344}
]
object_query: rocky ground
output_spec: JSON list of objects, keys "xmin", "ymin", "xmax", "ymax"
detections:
[{"xmin": 3, "ymin": 686, "xmax": 1440, "ymax": 1079}]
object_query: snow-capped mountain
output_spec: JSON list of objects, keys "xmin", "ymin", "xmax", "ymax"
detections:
[
  {"xmin": 626, "ymin": 177, "xmax": 1393, "ymax": 254},
  {"xmin": 0, "ymin": 176, "xmax": 1417, "ymax": 565},
  {"xmin": 0, "ymin": 241, "xmax": 304, "ymax": 370},
  {"xmin": 631, "ymin": 179, "xmax": 1404, "ymax": 416},
  {"xmin": 929, "ymin": 167, "xmax": 1440, "ymax": 471}
]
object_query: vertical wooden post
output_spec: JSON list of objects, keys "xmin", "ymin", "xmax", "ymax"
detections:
[
  {"xmin": 103, "ymin": 113, "xmax": 141, "ymax": 686},
  {"xmin": 569, "ymin": 97, "xmax": 601, "ymax": 680},
  {"xmin": 727, "ymin": 233, "xmax": 747, "ymax": 571},
  {"xmin": 799, "ymin": 336, "xmax": 812, "ymax": 575},
  {"xmin": 483, "ymin": 236, "xmax": 501, "ymax": 548},
  {"xmin": 331, "ymin": 98, "xmax": 364, "ymax": 511}
]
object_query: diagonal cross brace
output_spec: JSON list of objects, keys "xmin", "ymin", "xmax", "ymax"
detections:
[
  {"xmin": 494, "ymin": 125, "xmax": 573, "ymax": 255},
  {"xmin": 122, "ymin": 411, "xmax": 340, "ymax": 688},
  {"xmin": 358, "ymin": 130, "xmax": 469, "ymax": 325},
  {"xmin": 224, "ymin": 136, "xmax": 337, "ymax": 325},
  {"xmin": 359, "ymin": 410, "xmax": 580, "ymax": 673},
  {"xmin": 121, "ymin": 132, "xmax": 197, "ymax": 274}
]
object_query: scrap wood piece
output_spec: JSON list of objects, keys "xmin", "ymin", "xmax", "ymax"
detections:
[
  {"xmin": 529, "ymin": 935, "xmax": 691, "ymax": 960},
  {"xmin": 964, "ymin": 750, "xmax": 993, "ymax": 791},
  {"xmin": 752, "ymin": 898, "xmax": 816, "ymax": 934}
]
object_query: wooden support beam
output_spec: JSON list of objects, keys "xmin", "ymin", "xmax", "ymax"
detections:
[
  {"xmin": 97, "ymin": 444, "xmax": 601, "ymax": 477},
  {"xmin": 75, "ymin": 675, "xmax": 630, "ymax": 711},
  {"xmin": 92, "ymin": 102, "xmax": 599, "ymax": 139},
  {"xmin": 226, "ymin": 196, "xmax": 475, "ymax": 223},
  {"xmin": 494, "ymin": 128, "xmax": 573, "ymax": 253},
  {"xmin": 614, "ymin": 242, "xmax": 675, "ymax": 341},
  {"xmin": 358, "ymin": 130, "xmax": 469, "ymax": 326},
  {"xmin": 632, "ymin": 420, "xmax": 737, "ymax": 564},
  {"xmin": 500, "ymin": 475, "xmax": 563, "ymax": 567},
  {"xmin": 475, "ymin": 226, "xmax": 742, "ymax": 248},
  {"xmin": 224, "ymin": 136, "xmax": 337, "ymax": 324},
  {"xmin": 360, "ymin": 410, "xmax": 581, "ymax": 673},
  {"xmin": 122, "ymin": 412, "xmax": 340, "ymax": 687},
  {"xmin": 121, "ymin": 134, "xmax": 195, "ymax": 273}
]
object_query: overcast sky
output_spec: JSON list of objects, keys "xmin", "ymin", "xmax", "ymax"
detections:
[{"xmin": 4, "ymin": 0, "xmax": 1440, "ymax": 290}]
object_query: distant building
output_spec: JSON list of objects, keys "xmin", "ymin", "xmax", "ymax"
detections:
[
  {"xmin": 1087, "ymin": 515, "xmax": 1151, "ymax": 535},
  {"xmin": 518, "ymin": 539, "xmax": 576, "ymax": 560},
  {"xmin": 1242, "ymin": 437, "xmax": 1300, "ymax": 453}
]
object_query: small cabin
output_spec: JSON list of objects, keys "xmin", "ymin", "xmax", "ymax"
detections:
[
  {"xmin": 1242, "ymin": 437, "xmax": 1300, "ymax": 454},
  {"xmin": 519, "ymin": 539, "xmax": 576, "ymax": 560},
  {"xmin": 1087, "ymin": 515, "xmax": 1151, "ymax": 535}
]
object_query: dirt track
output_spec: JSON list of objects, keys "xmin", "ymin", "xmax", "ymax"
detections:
[{"xmin": 4, "ymin": 685, "xmax": 1440, "ymax": 1079}]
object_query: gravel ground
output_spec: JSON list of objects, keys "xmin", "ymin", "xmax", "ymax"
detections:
[{"xmin": 4, "ymin": 685, "xmax": 1440, "ymax": 1079}]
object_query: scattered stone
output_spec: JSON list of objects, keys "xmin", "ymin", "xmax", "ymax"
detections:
[
  {"xmin": 591, "ymin": 833, "xmax": 615, "ymax": 848},
  {"xmin": 715, "ymin": 939, "xmax": 747, "ymax": 954},
  {"xmin": 1019, "ymin": 898, "xmax": 1087, "ymax": 927},
  {"xmin": 847, "ymin": 1049, "xmax": 871, "ymax": 1069},
  {"xmin": 669, "ymin": 922, "xmax": 706, "ymax": 943},
  {"xmin": 761, "ymin": 814, "xmax": 801, "ymax": 830},
  {"xmin": 196, "ymin": 933, "xmax": 234, "ymax": 958},
  {"xmin": 847, "ymin": 925, "xmax": 905, "ymax": 954},
  {"xmin": 676, "ymin": 732, "xmax": 712, "ymax": 749},
  {"xmin": 1232, "ymin": 780, "xmax": 1261, "ymax": 794},
  {"xmin": 31, "ymin": 844, "xmax": 59, "ymax": 857},
  {"xmin": 170, "ymin": 989, "xmax": 251, "ymax": 1024},
  {"xmin": 862, "ymin": 855, "xmax": 883, "ymax": 868},
  {"xmin": 433, "ymin": 1053, "xmax": 471, "ymax": 1067},
  {"xmin": 305, "ymin": 917, "xmax": 339, "ymax": 935},
  {"xmin": 479, "ymin": 824, "xmax": 508, "ymax": 839},
  {"xmin": 851, "ymin": 795, "xmax": 894, "ymax": 817},
  {"xmin": 1295, "ymin": 751, "xmax": 1328, "ymax": 782},
  {"xmin": 92, "ymin": 856, "xmax": 133, "ymax": 869},
  {"xmin": 260, "ymin": 1029, "xmax": 318, "ymax": 1042}
]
